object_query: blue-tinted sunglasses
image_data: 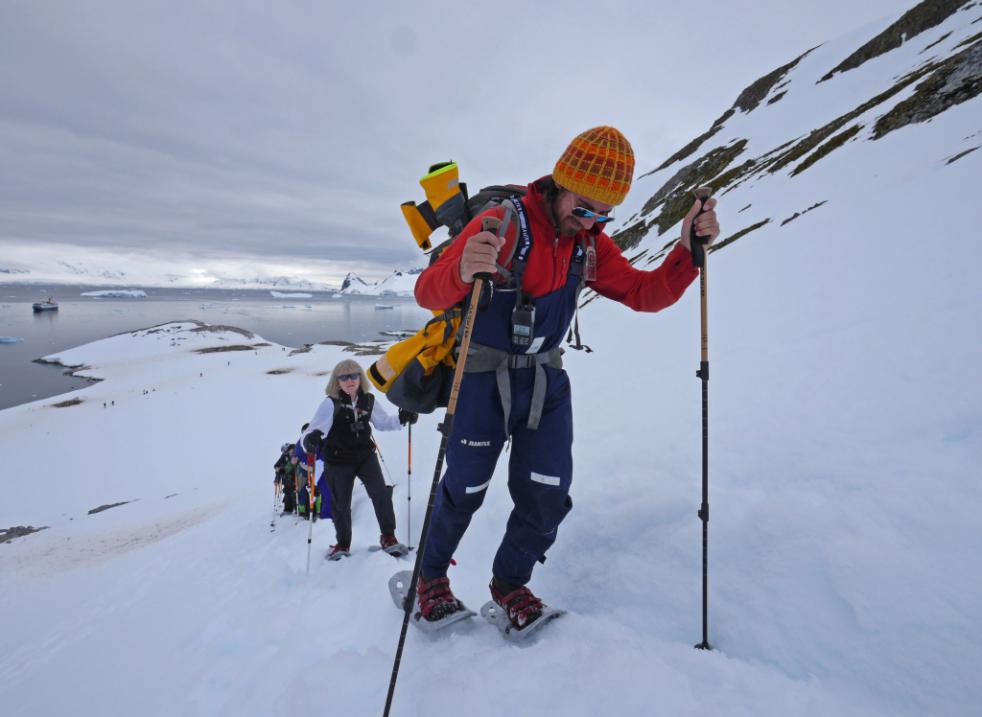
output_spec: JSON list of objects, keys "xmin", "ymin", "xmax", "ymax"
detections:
[
  {"xmin": 338, "ymin": 373, "xmax": 360, "ymax": 382},
  {"xmin": 572, "ymin": 205, "xmax": 614, "ymax": 223}
]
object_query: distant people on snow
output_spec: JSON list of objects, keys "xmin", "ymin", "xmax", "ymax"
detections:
[
  {"xmin": 294, "ymin": 425, "xmax": 330, "ymax": 521},
  {"xmin": 273, "ymin": 443, "xmax": 298, "ymax": 515}
]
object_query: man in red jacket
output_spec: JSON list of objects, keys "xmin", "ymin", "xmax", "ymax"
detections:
[{"xmin": 413, "ymin": 126, "xmax": 719, "ymax": 632}]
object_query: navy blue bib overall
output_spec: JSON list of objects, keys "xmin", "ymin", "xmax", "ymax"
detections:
[{"xmin": 421, "ymin": 199, "xmax": 587, "ymax": 586}]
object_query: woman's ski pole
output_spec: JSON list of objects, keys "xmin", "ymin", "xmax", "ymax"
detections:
[
  {"xmin": 305, "ymin": 452, "xmax": 317, "ymax": 575},
  {"xmin": 383, "ymin": 217, "xmax": 500, "ymax": 717},
  {"xmin": 374, "ymin": 439, "xmax": 395, "ymax": 486},
  {"xmin": 690, "ymin": 186, "xmax": 714, "ymax": 651}
]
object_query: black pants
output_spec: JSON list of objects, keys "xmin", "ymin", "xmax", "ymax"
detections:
[
  {"xmin": 282, "ymin": 483, "xmax": 296, "ymax": 513},
  {"xmin": 326, "ymin": 453, "xmax": 396, "ymax": 547}
]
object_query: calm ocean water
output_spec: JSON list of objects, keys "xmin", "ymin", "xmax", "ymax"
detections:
[{"xmin": 0, "ymin": 284, "xmax": 430, "ymax": 410}]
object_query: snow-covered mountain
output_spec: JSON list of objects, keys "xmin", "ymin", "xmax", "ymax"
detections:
[
  {"xmin": 340, "ymin": 271, "xmax": 369, "ymax": 293},
  {"xmin": 207, "ymin": 275, "xmax": 333, "ymax": 292},
  {"xmin": 1, "ymin": 4, "xmax": 980, "ymax": 716},
  {"xmin": 611, "ymin": 0, "xmax": 981, "ymax": 258},
  {"xmin": 0, "ymin": 262, "xmax": 421, "ymax": 294},
  {"xmin": 55, "ymin": 261, "xmax": 127, "ymax": 281},
  {"xmin": 340, "ymin": 270, "xmax": 418, "ymax": 297}
]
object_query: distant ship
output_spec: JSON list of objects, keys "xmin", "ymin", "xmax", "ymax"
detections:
[
  {"xmin": 374, "ymin": 303, "xmax": 394, "ymax": 310},
  {"xmin": 32, "ymin": 297, "xmax": 59, "ymax": 312}
]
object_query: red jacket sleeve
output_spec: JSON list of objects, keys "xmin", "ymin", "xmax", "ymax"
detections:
[
  {"xmin": 414, "ymin": 206, "xmax": 518, "ymax": 310},
  {"xmin": 589, "ymin": 234, "xmax": 699, "ymax": 312}
]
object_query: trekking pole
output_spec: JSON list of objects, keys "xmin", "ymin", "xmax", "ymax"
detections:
[
  {"xmin": 374, "ymin": 439, "xmax": 395, "ymax": 486},
  {"xmin": 271, "ymin": 482, "xmax": 281, "ymax": 530},
  {"xmin": 295, "ymin": 471, "xmax": 301, "ymax": 524},
  {"xmin": 690, "ymin": 186, "xmax": 714, "ymax": 651},
  {"xmin": 406, "ymin": 424, "xmax": 413, "ymax": 549},
  {"xmin": 306, "ymin": 452, "xmax": 317, "ymax": 575},
  {"xmin": 383, "ymin": 254, "xmax": 496, "ymax": 716}
]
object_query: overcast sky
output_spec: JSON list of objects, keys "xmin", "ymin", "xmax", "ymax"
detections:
[{"xmin": 0, "ymin": 0, "xmax": 909, "ymax": 285}]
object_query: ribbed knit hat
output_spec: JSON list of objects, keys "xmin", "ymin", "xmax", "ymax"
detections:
[{"xmin": 552, "ymin": 126, "xmax": 635, "ymax": 206}]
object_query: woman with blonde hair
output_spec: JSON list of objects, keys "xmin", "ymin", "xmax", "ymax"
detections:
[{"xmin": 302, "ymin": 358, "xmax": 417, "ymax": 560}]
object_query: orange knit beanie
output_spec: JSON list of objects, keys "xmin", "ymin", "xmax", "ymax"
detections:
[{"xmin": 552, "ymin": 126, "xmax": 634, "ymax": 206}]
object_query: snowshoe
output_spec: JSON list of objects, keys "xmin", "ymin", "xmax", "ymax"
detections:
[
  {"xmin": 388, "ymin": 571, "xmax": 475, "ymax": 633},
  {"xmin": 383, "ymin": 543, "xmax": 412, "ymax": 557},
  {"xmin": 326, "ymin": 544, "xmax": 351, "ymax": 561},
  {"xmin": 369, "ymin": 534, "xmax": 412, "ymax": 558},
  {"xmin": 481, "ymin": 579, "xmax": 565, "ymax": 643}
]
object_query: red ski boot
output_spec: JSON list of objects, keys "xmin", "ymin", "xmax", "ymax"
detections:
[
  {"xmin": 482, "ymin": 577, "xmax": 566, "ymax": 641},
  {"xmin": 417, "ymin": 574, "xmax": 465, "ymax": 622},
  {"xmin": 387, "ymin": 571, "xmax": 475, "ymax": 631},
  {"xmin": 489, "ymin": 577, "xmax": 543, "ymax": 629},
  {"xmin": 326, "ymin": 544, "xmax": 351, "ymax": 561}
]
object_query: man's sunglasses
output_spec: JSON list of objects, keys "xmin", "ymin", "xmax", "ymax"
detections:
[
  {"xmin": 338, "ymin": 373, "xmax": 360, "ymax": 382},
  {"xmin": 572, "ymin": 206, "xmax": 614, "ymax": 223}
]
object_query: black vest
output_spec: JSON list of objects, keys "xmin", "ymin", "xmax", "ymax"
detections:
[{"xmin": 323, "ymin": 391, "xmax": 375, "ymax": 465}]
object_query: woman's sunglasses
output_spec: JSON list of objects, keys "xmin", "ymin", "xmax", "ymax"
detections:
[
  {"xmin": 572, "ymin": 206, "xmax": 614, "ymax": 223},
  {"xmin": 338, "ymin": 373, "xmax": 361, "ymax": 382}
]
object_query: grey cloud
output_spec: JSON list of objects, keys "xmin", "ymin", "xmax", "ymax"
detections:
[{"xmin": 0, "ymin": 0, "xmax": 907, "ymax": 282}]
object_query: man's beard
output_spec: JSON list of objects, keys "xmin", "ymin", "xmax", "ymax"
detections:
[{"xmin": 558, "ymin": 216, "xmax": 581, "ymax": 237}]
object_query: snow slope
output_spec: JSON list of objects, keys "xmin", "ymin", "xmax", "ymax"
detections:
[{"xmin": 2, "ymin": 5, "xmax": 981, "ymax": 717}]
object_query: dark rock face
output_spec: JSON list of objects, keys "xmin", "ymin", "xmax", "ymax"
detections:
[
  {"xmin": 647, "ymin": 110, "xmax": 735, "ymax": 176},
  {"xmin": 873, "ymin": 38, "xmax": 982, "ymax": 138},
  {"xmin": 645, "ymin": 48, "xmax": 816, "ymax": 176},
  {"xmin": 341, "ymin": 273, "xmax": 367, "ymax": 292},
  {"xmin": 819, "ymin": 0, "xmax": 968, "ymax": 82},
  {"xmin": 946, "ymin": 146, "xmax": 979, "ymax": 163},
  {"xmin": 733, "ymin": 48, "xmax": 817, "ymax": 113},
  {"xmin": 711, "ymin": 219, "xmax": 771, "ymax": 254},
  {"xmin": 88, "ymin": 501, "xmax": 133, "ymax": 515},
  {"xmin": 614, "ymin": 141, "xmax": 749, "ymax": 251},
  {"xmin": 781, "ymin": 201, "xmax": 828, "ymax": 227},
  {"xmin": 0, "ymin": 525, "xmax": 48, "ymax": 544},
  {"xmin": 791, "ymin": 125, "xmax": 863, "ymax": 176},
  {"xmin": 619, "ymin": 5, "xmax": 977, "ymax": 255}
]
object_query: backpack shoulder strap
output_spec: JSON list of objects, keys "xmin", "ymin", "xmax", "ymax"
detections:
[{"xmin": 505, "ymin": 196, "xmax": 534, "ymax": 293}]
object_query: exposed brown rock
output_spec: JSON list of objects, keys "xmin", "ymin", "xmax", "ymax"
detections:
[{"xmin": 873, "ymin": 38, "xmax": 982, "ymax": 138}]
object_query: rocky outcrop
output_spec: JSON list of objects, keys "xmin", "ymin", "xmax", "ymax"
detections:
[
  {"xmin": 819, "ymin": 0, "xmax": 968, "ymax": 82},
  {"xmin": 617, "ymin": 4, "xmax": 978, "ymax": 255},
  {"xmin": 733, "ymin": 48, "xmax": 817, "ymax": 112},
  {"xmin": 341, "ymin": 272, "xmax": 369, "ymax": 292},
  {"xmin": 646, "ymin": 109, "xmax": 735, "ymax": 175},
  {"xmin": 781, "ymin": 201, "xmax": 828, "ymax": 226},
  {"xmin": 873, "ymin": 37, "xmax": 982, "ymax": 138},
  {"xmin": 646, "ymin": 48, "xmax": 815, "ymax": 175},
  {"xmin": 0, "ymin": 525, "xmax": 48, "ymax": 543},
  {"xmin": 614, "ymin": 141, "xmax": 748, "ymax": 251},
  {"xmin": 946, "ymin": 146, "xmax": 979, "ymax": 163},
  {"xmin": 790, "ymin": 125, "xmax": 863, "ymax": 176}
]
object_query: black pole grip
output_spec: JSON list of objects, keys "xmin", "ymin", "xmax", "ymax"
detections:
[
  {"xmin": 473, "ymin": 272, "xmax": 493, "ymax": 309},
  {"xmin": 689, "ymin": 187, "xmax": 714, "ymax": 269}
]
